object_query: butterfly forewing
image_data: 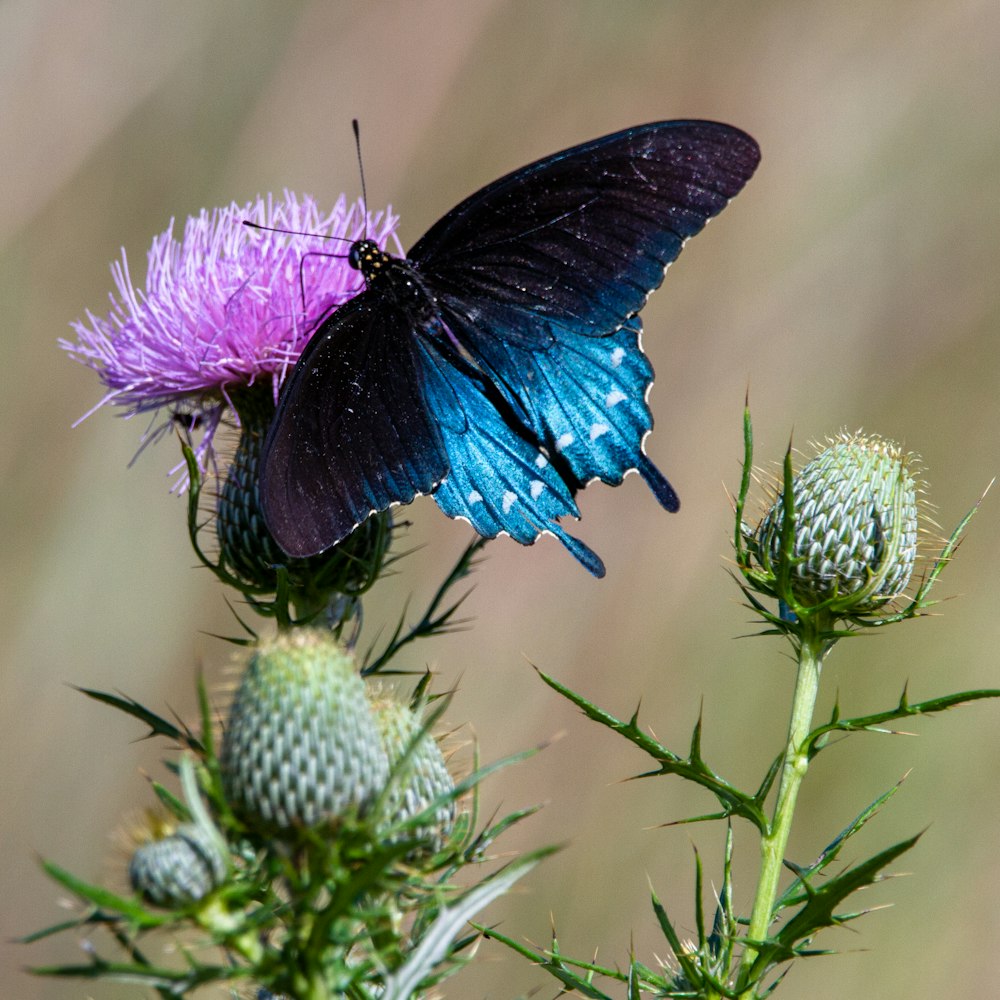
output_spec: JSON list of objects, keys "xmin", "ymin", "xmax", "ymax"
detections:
[
  {"xmin": 260, "ymin": 292, "xmax": 450, "ymax": 557},
  {"xmin": 409, "ymin": 121, "xmax": 760, "ymax": 345}
]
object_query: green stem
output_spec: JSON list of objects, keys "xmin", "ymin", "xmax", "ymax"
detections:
[
  {"xmin": 303, "ymin": 976, "xmax": 331, "ymax": 1000},
  {"xmin": 736, "ymin": 619, "xmax": 827, "ymax": 996}
]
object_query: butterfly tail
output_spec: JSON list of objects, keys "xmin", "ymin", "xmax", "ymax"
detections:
[
  {"xmin": 638, "ymin": 454, "xmax": 680, "ymax": 512},
  {"xmin": 547, "ymin": 524, "xmax": 606, "ymax": 578}
]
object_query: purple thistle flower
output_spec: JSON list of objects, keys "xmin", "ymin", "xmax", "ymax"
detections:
[{"xmin": 63, "ymin": 191, "xmax": 400, "ymax": 480}]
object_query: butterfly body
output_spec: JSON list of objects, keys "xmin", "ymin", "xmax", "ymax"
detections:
[{"xmin": 260, "ymin": 121, "xmax": 761, "ymax": 576}]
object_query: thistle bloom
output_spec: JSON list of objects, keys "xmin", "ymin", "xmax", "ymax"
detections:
[
  {"xmin": 63, "ymin": 192, "xmax": 399, "ymax": 478},
  {"xmin": 754, "ymin": 433, "xmax": 920, "ymax": 615}
]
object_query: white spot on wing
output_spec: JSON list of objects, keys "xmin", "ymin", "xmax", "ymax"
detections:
[
  {"xmin": 535, "ymin": 453, "xmax": 548, "ymax": 468},
  {"xmin": 556, "ymin": 432, "xmax": 575, "ymax": 451},
  {"xmin": 502, "ymin": 491, "xmax": 517, "ymax": 513},
  {"xmin": 590, "ymin": 423, "xmax": 610, "ymax": 441},
  {"xmin": 610, "ymin": 346, "xmax": 625, "ymax": 368},
  {"xmin": 468, "ymin": 490, "xmax": 483, "ymax": 504},
  {"xmin": 530, "ymin": 480, "xmax": 544, "ymax": 499},
  {"xmin": 606, "ymin": 389, "xmax": 627, "ymax": 407}
]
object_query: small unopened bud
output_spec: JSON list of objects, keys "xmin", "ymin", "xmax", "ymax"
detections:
[
  {"xmin": 755, "ymin": 434, "xmax": 919, "ymax": 613},
  {"xmin": 221, "ymin": 630, "xmax": 389, "ymax": 833},
  {"xmin": 128, "ymin": 823, "xmax": 226, "ymax": 907}
]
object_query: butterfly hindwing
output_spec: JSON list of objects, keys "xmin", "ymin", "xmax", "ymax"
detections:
[
  {"xmin": 417, "ymin": 339, "xmax": 606, "ymax": 576},
  {"xmin": 259, "ymin": 292, "xmax": 450, "ymax": 557},
  {"xmin": 435, "ymin": 307, "xmax": 676, "ymax": 507}
]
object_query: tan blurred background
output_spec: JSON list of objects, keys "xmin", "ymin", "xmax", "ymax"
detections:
[{"xmin": 2, "ymin": 2, "xmax": 998, "ymax": 997}]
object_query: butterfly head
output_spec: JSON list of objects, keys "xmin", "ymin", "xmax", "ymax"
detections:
[{"xmin": 348, "ymin": 239, "xmax": 392, "ymax": 283}]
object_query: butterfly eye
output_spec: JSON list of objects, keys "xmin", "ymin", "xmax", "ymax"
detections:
[{"xmin": 347, "ymin": 241, "xmax": 365, "ymax": 271}]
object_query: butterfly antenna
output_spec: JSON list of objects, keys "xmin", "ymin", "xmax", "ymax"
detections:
[
  {"xmin": 352, "ymin": 118, "xmax": 369, "ymax": 237},
  {"xmin": 243, "ymin": 220, "xmax": 351, "ymax": 245},
  {"xmin": 242, "ymin": 220, "xmax": 356, "ymax": 314}
]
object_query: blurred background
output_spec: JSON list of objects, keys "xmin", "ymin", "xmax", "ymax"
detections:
[{"xmin": 2, "ymin": 2, "xmax": 998, "ymax": 997}]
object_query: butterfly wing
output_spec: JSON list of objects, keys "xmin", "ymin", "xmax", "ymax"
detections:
[
  {"xmin": 409, "ymin": 121, "xmax": 760, "ymax": 347},
  {"xmin": 259, "ymin": 292, "xmax": 450, "ymax": 558},
  {"xmin": 417, "ymin": 339, "xmax": 606, "ymax": 576},
  {"xmin": 435, "ymin": 308, "xmax": 677, "ymax": 507},
  {"xmin": 409, "ymin": 121, "xmax": 759, "ymax": 510}
]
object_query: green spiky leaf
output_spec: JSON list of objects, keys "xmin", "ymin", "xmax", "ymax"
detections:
[
  {"xmin": 75, "ymin": 687, "xmax": 203, "ymax": 754},
  {"xmin": 746, "ymin": 833, "xmax": 920, "ymax": 979},
  {"xmin": 775, "ymin": 779, "xmax": 904, "ymax": 915},
  {"xmin": 478, "ymin": 925, "xmax": 619, "ymax": 997},
  {"xmin": 807, "ymin": 687, "xmax": 1000, "ymax": 755},
  {"xmin": 364, "ymin": 536, "xmax": 488, "ymax": 675},
  {"xmin": 39, "ymin": 860, "xmax": 169, "ymax": 928},
  {"xmin": 538, "ymin": 670, "xmax": 768, "ymax": 833},
  {"xmin": 381, "ymin": 850, "xmax": 550, "ymax": 1000}
]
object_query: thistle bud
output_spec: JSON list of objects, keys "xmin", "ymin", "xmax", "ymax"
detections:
[
  {"xmin": 128, "ymin": 823, "xmax": 226, "ymax": 908},
  {"xmin": 370, "ymin": 697, "xmax": 456, "ymax": 853},
  {"xmin": 220, "ymin": 631, "xmax": 389, "ymax": 833},
  {"xmin": 215, "ymin": 385, "xmax": 289, "ymax": 588},
  {"xmin": 754, "ymin": 434, "xmax": 919, "ymax": 613}
]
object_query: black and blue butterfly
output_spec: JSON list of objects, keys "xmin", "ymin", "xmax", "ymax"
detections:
[{"xmin": 260, "ymin": 120, "xmax": 760, "ymax": 578}]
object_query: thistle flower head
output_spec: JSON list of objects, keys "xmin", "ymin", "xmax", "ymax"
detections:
[
  {"xmin": 127, "ymin": 822, "xmax": 227, "ymax": 908},
  {"xmin": 754, "ymin": 432, "xmax": 920, "ymax": 615},
  {"xmin": 220, "ymin": 630, "xmax": 389, "ymax": 834},
  {"xmin": 63, "ymin": 192, "xmax": 399, "ymax": 477}
]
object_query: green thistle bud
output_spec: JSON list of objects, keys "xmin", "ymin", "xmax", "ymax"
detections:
[
  {"xmin": 128, "ymin": 823, "xmax": 226, "ymax": 908},
  {"xmin": 371, "ymin": 697, "xmax": 456, "ymax": 852},
  {"xmin": 215, "ymin": 385, "xmax": 289, "ymax": 588},
  {"xmin": 221, "ymin": 631, "xmax": 389, "ymax": 833},
  {"xmin": 755, "ymin": 433, "xmax": 919, "ymax": 613}
]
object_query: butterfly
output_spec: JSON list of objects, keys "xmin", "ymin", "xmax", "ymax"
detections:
[{"xmin": 260, "ymin": 120, "xmax": 760, "ymax": 578}]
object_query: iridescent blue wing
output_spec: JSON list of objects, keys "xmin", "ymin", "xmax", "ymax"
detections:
[
  {"xmin": 436, "ymin": 309, "xmax": 677, "ymax": 508},
  {"xmin": 259, "ymin": 292, "xmax": 449, "ymax": 558},
  {"xmin": 410, "ymin": 121, "xmax": 759, "ymax": 510},
  {"xmin": 417, "ymin": 339, "xmax": 606, "ymax": 576}
]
